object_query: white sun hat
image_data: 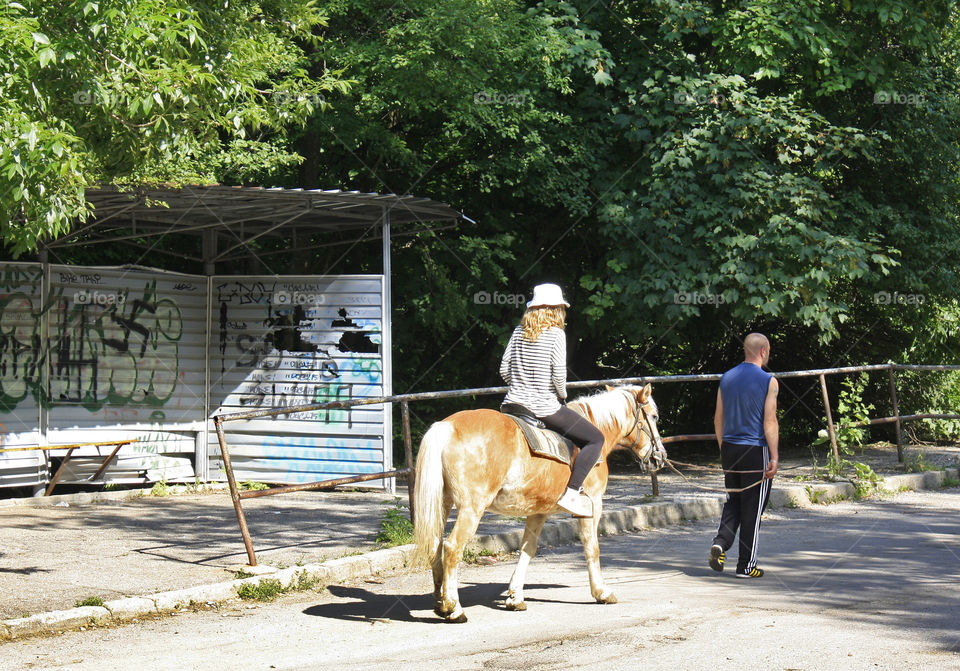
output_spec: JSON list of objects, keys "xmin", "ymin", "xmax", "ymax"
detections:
[{"xmin": 526, "ymin": 283, "xmax": 570, "ymax": 308}]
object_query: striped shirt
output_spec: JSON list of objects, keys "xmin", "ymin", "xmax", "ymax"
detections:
[{"xmin": 499, "ymin": 325, "xmax": 567, "ymax": 417}]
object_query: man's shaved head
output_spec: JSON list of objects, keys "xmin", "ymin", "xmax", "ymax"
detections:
[{"xmin": 743, "ymin": 333, "xmax": 770, "ymax": 360}]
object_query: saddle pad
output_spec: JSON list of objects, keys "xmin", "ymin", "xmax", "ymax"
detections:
[{"xmin": 504, "ymin": 414, "xmax": 576, "ymax": 466}]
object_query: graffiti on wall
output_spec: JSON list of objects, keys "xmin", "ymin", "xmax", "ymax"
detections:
[
  {"xmin": 0, "ymin": 269, "xmax": 185, "ymax": 412},
  {"xmin": 213, "ymin": 279, "xmax": 383, "ymax": 430}
]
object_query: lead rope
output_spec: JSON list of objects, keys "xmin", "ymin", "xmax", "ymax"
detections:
[{"xmin": 660, "ymin": 458, "xmax": 767, "ymax": 494}]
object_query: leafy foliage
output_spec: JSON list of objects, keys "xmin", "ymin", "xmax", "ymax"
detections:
[
  {"xmin": 4, "ymin": 0, "xmax": 959, "ymax": 448},
  {"xmin": 0, "ymin": 0, "xmax": 348, "ymax": 255}
]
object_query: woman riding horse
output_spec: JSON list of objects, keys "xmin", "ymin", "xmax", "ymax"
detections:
[
  {"xmin": 499, "ymin": 283, "xmax": 604, "ymax": 517},
  {"xmin": 412, "ymin": 284, "xmax": 668, "ymax": 622}
]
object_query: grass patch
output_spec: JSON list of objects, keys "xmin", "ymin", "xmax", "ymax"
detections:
[
  {"xmin": 236, "ymin": 570, "xmax": 325, "ymax": 602},
  {"xmin": 239, "ymin": 480, "xmax": 270, "ymax": 491},
  {"xmin": 903, "ymin": 452, "xmax": 934, "ymax": 473},
  {"xmin": 75, "ymin": 596, "xmax": 104, "ymax": 608},
  {"xmin": 851, "ymin": 461, "xmax": 884, "ymax": 500},
  {"xmin": 237, "ymin": 578, "xmax": 285, "ymax": 601},
  {"xmin": 805, "ymin": 486, "xmax": 848, "ymax": 505},
  {"xmin": 941, "ymin": 476, "xmax": 959, "ymax": 488},
  {"xmin": 462, "ymin": 547, "xmax": 497, "ymax": 564},
  {"xmin": 149, "ymin": 478, "xmax": 170, "ymax": 497},
  {"xmin": 375, "ymin": 499, "xmax": 414, "ymax": 548}
]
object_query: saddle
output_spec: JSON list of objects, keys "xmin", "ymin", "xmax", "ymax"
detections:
[{"xmin": 500, "ymin": 403, "xmax": 577, "ymax": 466}]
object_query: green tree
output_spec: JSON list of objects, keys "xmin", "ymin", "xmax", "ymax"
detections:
[{"xmin": 0, "ymin": 0, "xmax": 348, "ymax": 255}]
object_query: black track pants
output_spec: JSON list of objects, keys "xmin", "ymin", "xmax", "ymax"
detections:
[
  {"xmin": 540, "ymin": 406, "xmax": 605, "ymax": 491},
  {"xmin": 712, "ymin": 442, "xmax": 771, "ymax": 572}
]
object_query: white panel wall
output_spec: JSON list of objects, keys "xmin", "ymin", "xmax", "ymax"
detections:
[
  {"xmin": 0, "ymin": 264, "xmax": 46, "ymax": 487},
  {"xmin": 38, "ymin": 266, "xmax": 208, "ymax": 482},
  {"xmin": 208, "ymin": 276, "xmax": 388, "ymax": 485},
  {"xmin": 0, "ymin": 264, "xmax": 392, "ymax": 489}
]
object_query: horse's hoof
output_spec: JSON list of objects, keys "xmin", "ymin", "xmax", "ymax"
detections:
[
  {"xmin": 434, "ymin": 600, "xmax": 452, "ymax": 617},
  {"xmin": 595, "ymin": 591, "xmax": 618, "ymax": 605},
  {"xmin": 505, "ymin": 600, "xmax": 527, "ymax": 611},
  {"xmin": 444, "ymin": 608, "xmax": 468, "ymax": 623}
]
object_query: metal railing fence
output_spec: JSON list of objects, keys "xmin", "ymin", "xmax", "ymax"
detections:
[{"xmin": 213, "ymin": 363, "xmax": 960, "ymax": 566}]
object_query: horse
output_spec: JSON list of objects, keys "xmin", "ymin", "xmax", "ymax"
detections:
[{"xmin": 412, "ymin": 383, "xmax": 667, "ymax": 622}]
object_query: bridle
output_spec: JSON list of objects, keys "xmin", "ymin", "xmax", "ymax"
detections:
[{"xmin": 620, "ymin": 397, "xmax": 666, "ymax": 471}]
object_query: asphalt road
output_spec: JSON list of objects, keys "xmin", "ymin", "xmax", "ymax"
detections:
[{"xmin": 2, "ymin": 488, "xmax": 958, "ymax": 671}]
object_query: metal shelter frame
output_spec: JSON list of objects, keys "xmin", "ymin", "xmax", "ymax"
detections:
[
  {"xmin": 9, "ymin": 184, "xmax": 468, "ymax": 493},
  {"xmin": 40, "ymin": 185, "xmax": 467, "ymax": 274}
]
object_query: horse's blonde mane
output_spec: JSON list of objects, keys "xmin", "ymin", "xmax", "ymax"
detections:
[{"xmin": 567, "ymin": 385, "xmax": 654, "ymax": 432}]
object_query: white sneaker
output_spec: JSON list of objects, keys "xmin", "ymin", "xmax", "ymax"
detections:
[{"xmin": 556, "ymin": 487, "xmax": 593, "ymax": 517}]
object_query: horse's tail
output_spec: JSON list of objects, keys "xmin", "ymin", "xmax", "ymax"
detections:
[{"xmin": 412, "ymin": 420, "xmax": 454, "ymax": 568}]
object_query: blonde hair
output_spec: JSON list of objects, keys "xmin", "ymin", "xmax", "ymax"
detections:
[{"xmin": 521, "ymin": 306, "xmax": 566, "ymax": 341}]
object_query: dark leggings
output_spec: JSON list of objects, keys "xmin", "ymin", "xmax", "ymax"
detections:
[{"xmin": 541, "ymin": 406, "xmax": 605, "ymax": 490}]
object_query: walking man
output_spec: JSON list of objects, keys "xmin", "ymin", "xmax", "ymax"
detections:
[{"xmin": 709, "ymin": 333, "xmax": 779, "ymax": 578}]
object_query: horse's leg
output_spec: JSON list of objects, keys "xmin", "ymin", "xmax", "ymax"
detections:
[
  {"xmin": 437, "ymin": 504, "xmax": 485, "ymax": 623},
  {"xmin": 505, "ymin": 513, "xmax": 547, "ymax": 611},
  {"xmin": 579, "ymin": 498, "xmax": 617, "ymax": 604},
  {"xmin": 431, "ymin": 497, "xmax": 454, "ymax": 610}
]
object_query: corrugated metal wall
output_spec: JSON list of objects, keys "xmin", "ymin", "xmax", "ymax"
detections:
[
  {"xmin": 0, "ymin": 264, "xmax": 46, "ymax": 487},
  {"xmin": 44, "ymin": 266, "xmax": 208, "ymax": 483},
  {"xmin": 0, "ymin": 265, "xmax": 391, "ymax": 489},
  {"xmin": 208, "ymin": 276, "xmax": 389, "ymax": 484}
]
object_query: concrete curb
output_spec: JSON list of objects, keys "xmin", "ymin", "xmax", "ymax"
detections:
[{"xmin": 2, "ymin": 467, "xmax": 956, "ymax": 641}]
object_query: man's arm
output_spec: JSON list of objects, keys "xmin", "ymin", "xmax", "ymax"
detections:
[
  {"xmin": 713, "ymin": 388, "xmax": 724, "ymax": 448},
  {"xmin": 763, "ymin": 377, "xmax": 779, "ymax": 479}
]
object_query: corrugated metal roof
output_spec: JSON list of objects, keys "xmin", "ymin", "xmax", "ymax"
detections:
[{"xmin": 42, "ymin": 185, "xmax": 467, "ymax": 264}]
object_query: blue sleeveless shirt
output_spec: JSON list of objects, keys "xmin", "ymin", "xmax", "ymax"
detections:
[{"xmin": 720, "ymin": 362, "xmax": 772, "ymax": 446}]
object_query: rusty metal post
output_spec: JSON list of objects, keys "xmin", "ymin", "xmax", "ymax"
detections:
[
  {"xmin": 90, "ymin": 441, "xmax": 130, "ymax": 482},
  {"xmin": 818, "ymin": 374, "xmax": 840, "ymax": 464},
  {"xmin": 888, "ymin": 368, "xmax": 904, "ymax": 463},
  {"xmin": 650, "ymin": 470, "xmax": 659, "ymax": 497},
  {"xmin": 44, "ymin": 447, "xmax": 77, "ymax": 496},
  {"xmin": 214, "ymin": 416, "xmax": 257, "ymax": 567},
  {"xmin": 401, "ymin": 400, "xmax": 415, "ymax": 524}
]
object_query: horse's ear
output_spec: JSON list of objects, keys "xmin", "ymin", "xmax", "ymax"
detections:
[
  {"xmin": 637, "ymin": 383, "xmax": 652, "ymax": 403},
  {"xmin": 605, "ymin": 384, "xmax": 616, "ymax": 392}
]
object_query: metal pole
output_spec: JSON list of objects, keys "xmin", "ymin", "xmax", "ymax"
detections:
[
  {"xmin": 238, "ymin": 469, "xmax": 408, "ymax": 499},
  {"xmin": 888, "ymin": 369, "xmax": 904, "ymax": 463},
  {"xmin": 382, "ymin": 207, "xmax": 395, "ymax": 494},
  {"xmin": 401, "ymin": 400, "xmax": 416, "ymax": 524},
  {"xmin": 214, "ymin": 416, "xmax": 257, "ymax": 567},
  {"xmin": 819, "ymin": 374, "xmax": 840, "ymax": 464},
  {"xmin": 90, "ymin": 441, "xmax": 130, "ymax": 481},
  {"xmin": 650, "ymin": 471, "xmax": 659, "ymax": 497}
]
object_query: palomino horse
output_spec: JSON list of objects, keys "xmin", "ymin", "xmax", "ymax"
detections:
[{"xmin": 412, "ymin": 384, "xmax": 666, "ymax": 622}]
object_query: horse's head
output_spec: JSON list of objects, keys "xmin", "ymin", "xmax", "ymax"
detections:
[{"xmin": 608, "ymin": 383, "xmax": 667, "ymax": 472}]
